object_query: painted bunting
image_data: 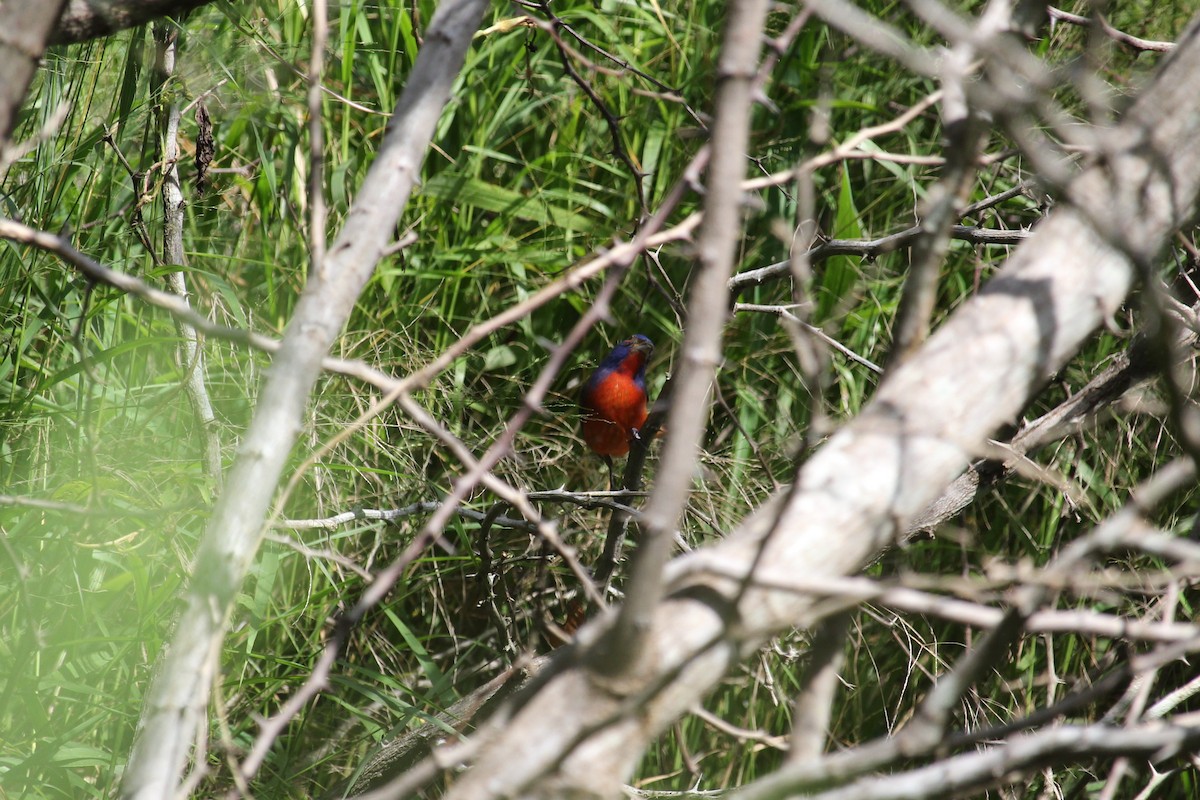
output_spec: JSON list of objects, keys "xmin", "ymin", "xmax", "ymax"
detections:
[{"xmin": 580, "ymin": 334, "xmax": 654, "ymax": 472}]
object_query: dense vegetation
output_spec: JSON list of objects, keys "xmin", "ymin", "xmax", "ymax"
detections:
[{"xmin": 2, "ymin": 0, "xmax": 1198, "ymax": 797}]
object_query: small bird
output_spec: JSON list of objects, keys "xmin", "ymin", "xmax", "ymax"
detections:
[{"xmin": 580, "ymin": 334, "xmax": 654, "ymax": 485}]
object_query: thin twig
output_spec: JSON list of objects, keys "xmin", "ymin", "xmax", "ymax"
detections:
[
  {"xmin": 730, "ymin": 225, "xmax": 1030, "ymax": 296},
  {"xmin": 735, "ymin": 303, "xmax": 882, "ymax": 373},
  {"xmin": 1048, "ymin": 6, "xmax": 1176, "ymax": 53}
]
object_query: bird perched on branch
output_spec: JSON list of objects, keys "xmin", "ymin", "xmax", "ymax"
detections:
[{"xmin": 580, "ymin": 334, "xmax": 654, "ymax": 485}]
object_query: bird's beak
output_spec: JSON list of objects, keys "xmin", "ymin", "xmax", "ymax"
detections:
[{"xmin": 627, "ymin": 337, "xmax": 654, "ymax": 356}]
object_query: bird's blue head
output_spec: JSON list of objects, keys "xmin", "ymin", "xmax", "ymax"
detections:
[
  {"xmin": 596, "ymin": 334, "xmax": 654, "ymax": 382},
  {"xmin": 604, "ymin": 335, "xmax": 652, "ymax": 369}
]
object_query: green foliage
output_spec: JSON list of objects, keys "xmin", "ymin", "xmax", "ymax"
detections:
[{"xmin": 2, "ymin": 0, "xmax": 1199, "ymax": 797}]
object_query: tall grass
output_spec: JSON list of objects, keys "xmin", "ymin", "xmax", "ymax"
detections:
[{"xmin": 1, "ymin": 0, "xmax": 1195, "ymax": 797}]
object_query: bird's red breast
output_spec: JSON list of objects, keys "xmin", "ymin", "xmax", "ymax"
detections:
[{"xmin": 580, "ymin": 335, "xmax": 654, "ymax": 457}]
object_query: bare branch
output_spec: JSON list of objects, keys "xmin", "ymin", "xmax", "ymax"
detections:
[
  {"xmin": 887, "ymin": 0, "xmax": 1011, "ymax": 366},
  {"xmin": 739, "ymin": 721, "xmax": 1200, "ymax": 800},
  {"xmin": 1048, "ymin": 6, "xmax": 1176, "ymax": 53},
  {"xmin": 278, "ymin": 502, "xmax": 535, "ymax": 532},
  {"xmin": 735, "ymin": 303, "xmax": 882, "ymax": 374},
  {"xmin": 786, "ymin": 612, "xmax": 850, "ymax": 763},
  {"xmin": 589, "ymin": 0, "xmax": 771, "ymax": 682},
  {"xmin": 50, "ymin": 0, "xmax": 217, "ymax": 44},
  {"xmin": 730, "ymin": 225, "xmax": 1029, "ymax": 296},
  {"xmin": 307, "ymin": 0, "xmax": 328, "ymax": 273},
  {"xmin": 0, "ymin": 0, "xmax": 69, "ymax": 157},
  {"xmin": 152, "ymin": 21, "xmax": 222, "ymax": 482}
]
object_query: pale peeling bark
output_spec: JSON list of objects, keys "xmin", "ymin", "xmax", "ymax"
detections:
[
  {"xmin": 442, "ymin": 18, "xmax": 1200, "ymax": 800},
  {"xmin": 153, "ymin": 23, "xmax": 222, "ymax": 483},
  {"xmin": 117, "ymin": 0, "xmax": 489, "ymax": 795}
]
